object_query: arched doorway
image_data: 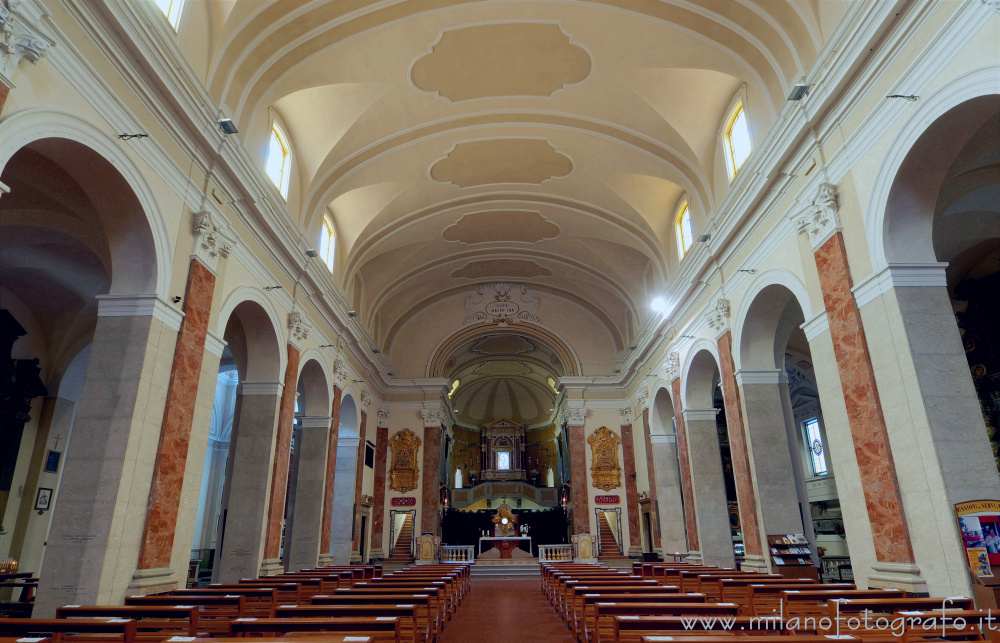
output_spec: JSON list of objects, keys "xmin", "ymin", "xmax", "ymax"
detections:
[{"xmin": 683, "ymin": 347, "xmax": 737, "ymax": 567}]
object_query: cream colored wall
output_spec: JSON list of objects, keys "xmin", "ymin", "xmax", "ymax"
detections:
[{"xmin": 582, "ymin": 408, "xmax": 632, "ymax": 551}]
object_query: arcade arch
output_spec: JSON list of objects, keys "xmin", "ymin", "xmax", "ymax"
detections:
[
  {"xmin": 648, "ymin": 386, "xmax": 687, "ymax": 554},
  {"xmin": 328, "ymin": 393, "xmax": 361, "ymax": 564}
]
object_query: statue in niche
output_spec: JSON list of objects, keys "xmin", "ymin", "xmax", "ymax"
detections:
[
  {"xmin": 389, "ymin": 428, "xmax": 422, "ymax": 494},
  {"xmin": 588, "ymin": 426, "xmax": 622, "ymax": 492}
]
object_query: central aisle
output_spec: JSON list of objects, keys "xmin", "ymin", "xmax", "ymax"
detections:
[{"xmin": 440, "ymin": 578, "xmax": 574, "ymax": 642}]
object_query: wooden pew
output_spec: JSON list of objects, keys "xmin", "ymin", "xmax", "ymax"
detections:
[
  {"xmin": 170, "ymin": 587, "xmax": 278, "ymax": 617},
  {"xmin": 639, "ymin": 636, "xmax": 859, "ymax": 643},
  {"xmin": 0, "ymin": 618, "xmax": 138, "ymax": 643},
  {"xmin": 559, "ymin": 579, "xmax": 657, "ymax": 621},
  {"xmin": 896, "ymin": 609, "xmax": 987, "ymax": 643},
  {"xmin": 124, "ymin": 594, "xmax": 245, "ymax": 633},
  {"xmin": 168, "ymin": 638, "xmax": 369, "ymax": 643},
  {"xmin": 744, "ymin": 583, "xmax": 854, "ymax": 617},
  {"xmin": 820, "ymin": 597, "xmax": 975, "ymax": 642},
  {"xmin": 578, "ymin": 593, "xmax": 706, "ymax": 643},
  {"xmin": 355, "ymin": 581, "xmax": 454, "ymax": 619},
  {"xmin": 229, "ymin": 616, "xmax": 400, "ymax": 643},
  {"xmin": 54, "ymin": 605, "xmax": 198, "ymax": 640},
  {"xmin": 614, "ymin": 615, "xmax": 779, "ymax": 643},
  {"xmin": 332, "ymin": 587, "xmax": 446, "ymax": 632},
  {"xmin": 567, "ymin": 586, "xmax": 685, "ymax": 637},
  {"xmin": 782, "ymin": 589, "xmax": 907, "ymax": 620},
  {"xmin": 593, "ymin": 603, "xmax": 739, "ymax": 643},
  {"xmin": 275, "ymin": 605, "xmax": 422, "ymax": 643},
  {"xmin": 311, "ymin": 593, "xmax": 436, "ymax": 642}
]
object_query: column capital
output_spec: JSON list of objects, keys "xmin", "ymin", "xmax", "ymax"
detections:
[
  {"xmin": 333, "ymin": 359, "xmax": 351, "ymax": 386},
  {"xmin": 300, "ymin": 416, "xmax": 332, "ymax": 429},
  {"xmin": 792, "ymin": 183, "xmax": 841, "ymax": 251},
  {"xmin": 0, "ymin": 0, "xmax": 56, "ymax": 87},
  {"xmin": 618, "ymin": 406, "xmax": 631, "ymax": 425},
  {"xmin": 96, "ymin": 294, "xmax": 184, "ymax": 331},
  {"xmin": 377, "ymin": 408, "xmax": 390, "ymax": 427},
  {"xmin": 682, "ymin": 408, "xmax": 719, "ymax": 421},
  {"xmin": 287, "ymin": 310, "xmax": 311, "ymax": 347},
  {"xmin": 360, "ymin": 388, "xmax": 373, "ymax": 409},
  {"xmin": 562, "ymin": 406, "xmax": 588, "ymax": 426},
  {"xmin": 239, "ymin": 381, "xmax": 283, "ymax": 396},
  {"xmin": 420, "ymin": 407, "xmax": 446, "ymax": 427},
  {"xmin": 191, "ymin": 210, "xmax": 236, "ymax": 272},
  {"xmin": 664, "ymin": 352, "xmax": 681, "ymax": 382},
  {"xmin": 734, "ymin": 369, "xmax": 784, "ymax": 386},
  {"xmin": 705, "ymin": 298, "xmax": 731, "ymax": 336}
]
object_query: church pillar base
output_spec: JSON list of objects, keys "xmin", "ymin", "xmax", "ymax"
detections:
[
  {"xmin": 740, "ymin": 554, "xmax": 769, "ymax": 573},
  {"xmin": 868, "ymin": 562, "xmax": 928, "ymax": 594},
  {"xmin": 259, "ymin": 558, "xmax": 283, "ymax": 576},
  {"xmin": 350, "ymin": 550, "xmax": 362, "ymax": 564},
  {"xmin": 126, "ymin": 567, "xmax": 179, "ymax": 595},
  {"xmin": 368, "ymin": 548, "xmax": 385, "ymax": 562},
  {"xmin": 685, "ymin": 551, "xmax": 704, "ymax": 565},
  {"xmin": 317, "ymin": 553, "xmax": 335, "ymax": 567},
  {"xmin": 627, "ymin": 545, "xmax": 643, "ymax": 559}
]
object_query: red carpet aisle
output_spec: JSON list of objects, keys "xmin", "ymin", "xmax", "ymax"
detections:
[{"xmin": 440, "ymin": 578, "xmax": 574, "ymax": 642}]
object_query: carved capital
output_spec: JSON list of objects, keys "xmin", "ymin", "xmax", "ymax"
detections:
[
  {"xmin": 563, "ymin": 406, "xmax": 587, "ymax": 426},
  {"xmin": 0, "ymin": 1, "xmax": 55, "ymax": 84},
  {"xmin": 618, "ymin": 406, "xmax": 631, "ymax": 425},
  {"xmin": 377, "ymin": 408, "xmax": 390, "ymax": 427},
  {"xmin": 334, "ymin": 359, "xmax": 350, "ymax": 387},
  {"xmin": 360, "ymin": 389, "xmax": 373, "ymax": 409},
  {"xmin": 287, "ymin": 311, "xmax": 311, "ymax": 344},
  {"xmin": 664, "ymin": 352, "xmax": 681, "ymax": 382},
  {"xmin": 191, "ymin": 210, "xmax": 235, "ymax": 271},
  {"xmin": 420, "ymin": 408, "xmax": 446, "ymax": 427},
  {"xmin": 706, "ymin": 298, "xmax": 731, "ymax": 334},
  {"xmin": 793, "ymin": 183, "xmax": 841, "ymax": 249},
  {"xmin": 636, "ymin": 386, "xmax": 649, "ymax": 408},
  {"xmin": 982, "ymin": 0, "xmax": 1000, "ymax": 14}
]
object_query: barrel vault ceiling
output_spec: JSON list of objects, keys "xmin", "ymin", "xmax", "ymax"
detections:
[{"xmin": 178, "ymin": 0, "xmax": 846, "ymax": 381}]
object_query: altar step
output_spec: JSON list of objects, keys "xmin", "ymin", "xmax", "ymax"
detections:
[{"xmin": 470, "ymin": 561, "xmax": 541, "ymax": 579}]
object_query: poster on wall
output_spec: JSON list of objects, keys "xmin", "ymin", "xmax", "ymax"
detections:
[{"xmin": 955, "ymin": 500, "xmax": 1000, "ymax": 582}]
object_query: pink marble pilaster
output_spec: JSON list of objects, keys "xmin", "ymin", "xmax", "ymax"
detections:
[
  {"xmin": 137, "ymin": 258, "xmax": 215, "ymax": 570},
  {"xmin": 568, "ymin": 424, "xmax": 590, "ymax": 535},
  {"xmin": 370, "ymin": 425, "xmax": 389, "ymax": 551},
  {"xmin": 0, "ymin": 83, "xmax": 9, "ymax": 116},
  {"xmin": 717, "ymin": 331, "xmax": 763, "ymax": 557},
  {"xmin": 621, "ymin": 423, "xmax": 641, "ymax": 549},
  {"xmin": 669, "ymin": 379, "xmax": 699, "ymax": 551},
  {"xmin": 263, "ymin": 343, "xmax": 300, "ymax": 559},
  {"xmin": 814, "ymin": 232, "xmax": 914, "ymax": 563},
  {"xmin": 421, "ymin": 424, "xmax": 441, "ymax": 534},
  {"xmin": 641, "ymin": 409, "xmax": 663, "ymax": 549},
  {"xmin": 320, "ymin": 386, "xmax": 342, "ymax": 554},
  {"xmin": 351, "ymin": 411, "xmax": 368, "ymax": 552}
]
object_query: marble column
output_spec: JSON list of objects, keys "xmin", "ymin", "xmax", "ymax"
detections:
[
  {"xmin": 421, "ymin": 423, "xmax": 441, "ymax": 535},
  {"xmin": 716, "ymin": 330, "xmax": 765, "ymax": 570},
  {"xmin": 131, "ymin": 258, "xmax": 216, "ymax": 593},
  {"xmin": 737, "ymin": 372, "xmax": 806, "ymax": 543},
  {"xmin": 620, "ymin": 419, "xmax": 642, "ymax": 557},
  {"xmin": 260, "ymin": 344, "xmax": 300, "ymax": 575},
  {"xmin": 36, "ymin": 295, "xmax": 180, "ymax": 616},
  {"xmin": 318, "ymin": 386, "xmax": 342, "ymax": 565},
  {"xmin": 351, "ymin": 410, "xmax": 368, "ymax": 560},
  {"xmin": 648, "ymin": 434, "xmax": 686, "ymax": 554},
  {"xmin": 214, "ymin": 383, "xmax": 282, "ymax": 583},
  {"xmin": 285, "ymin": 416, "xmax": 332, "ymax": 572},
  {"xmin": 369, "ymin": 422, "xmax": 389, "ymax": 559},
  {"xmin": 795, "ymin": 185, "xmax": 920, "ymax": 590},
  {"xmin": 329, "ymin": 434, "xmax": 359, "ymax": 565},
  {"xmin": 669, "ymin": 378, "xmax": 698, "ymax": 553},
  {"xmin": 567, "ymin": 423, "xmax": 590, "ymax": 535},
  {"xmin": 640, "ymin": 409, "xmax": 661, "ymax": 550},
  {"xmin": 683, "ymin": 410, "xmax": 735, "ymax": 568}
]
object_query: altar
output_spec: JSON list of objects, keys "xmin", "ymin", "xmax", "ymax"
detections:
[{"xmin": 478, "ymin": 536, "xmax": 532, "ymax": 557}]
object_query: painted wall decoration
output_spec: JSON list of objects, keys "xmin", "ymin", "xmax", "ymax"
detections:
[
  {"xmin": 389, "ymin": 428, "xmax": 422, "ymax": 494},
  {"xmin": 588, "ymin": 426, "xmax": 622, "ymax": 492}
]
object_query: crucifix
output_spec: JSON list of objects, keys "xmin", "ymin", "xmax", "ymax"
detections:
[{"xmin": 52, "ymin": 433, "xmax": 62, "ymax": 450}]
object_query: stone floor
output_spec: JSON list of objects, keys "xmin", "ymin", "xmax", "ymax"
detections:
[{"xmin": 439, "ymin": 578, "xmax": 574, "ymax": 642}]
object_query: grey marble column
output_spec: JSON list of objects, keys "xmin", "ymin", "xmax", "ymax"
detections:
[
  {"xmin": 649, "ymin": 434, "xmax": 687, "ymax": 554},
  {"xmin": 285, "ymin": 417, "xmax": 332, "ymax": 572},
  {"xmin": 737, "ymin": 371, "xmax": 806, "ymax": 546},
  {"xmin": 683, "ymin": 410, "xmax": 734, "ymax": 568},
  {"xmin": 329, "ymin": 436, "xmax": 360, "ymax": 564},
  {"xmin": 214, "ymin": 382, "xmax": 282, "ymax": 583}
]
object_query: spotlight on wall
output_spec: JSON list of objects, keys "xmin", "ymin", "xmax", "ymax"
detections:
[
  {"xmin": 650, "ymin": 296, "xmax": 668, "ymax": 315},
  {"xmin": 218, "ymin": 118, "xmax": 238, "ymax": 135},
  {"xmin": 371, "ymin": 347, "xmax": 380, "ymax": 354},
  {"xmin": 347, "ymin": 310, "xmax": 358, "ymax": 317},
  {"xmin": 305, "ymin": 248, "xmax": 319, "ymax": 258},
  {"xmin": 628, "ymin": 344, "xmax": 637, "ymax": 351},
  {"xmin": 697, "ymin": 234, "xmax": 710, "ymax": 243},
  {"xmin": 264, "ymin": 285, "xmax": 283, "ymax": 291},
  {"xmin": 172, "ymin": 296, "xmax": 182, "ymax": 304},
  {"xmin": 787, "ymin": 83, "xmax": 811, "ymax": 101}
]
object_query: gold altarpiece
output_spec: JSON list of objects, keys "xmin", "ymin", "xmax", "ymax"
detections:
[
  {"xmin": 479, "ymin": 418, "xmax": 527, "ymax": 481},
  {"xmin": 588, "ymin": 426, "xmax": 622, "ymax": 491},
  {"xmin": 389, "ymin": 428, "xmax": 422, "ymax": 494}
]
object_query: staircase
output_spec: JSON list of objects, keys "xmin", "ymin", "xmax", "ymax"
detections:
[
  {"xmin": 469, "ymin": 562, "xmax": 540, "ymax": 579},
  {"xmin": 387, "ymin": 514, "xmax": 414, "ymax": 563},
  {"xmin": 597, "ymin": 513, "xmax": 627, "ymax": 561}
]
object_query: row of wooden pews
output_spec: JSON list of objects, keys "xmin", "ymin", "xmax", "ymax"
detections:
[
  {"xmin": 0, "ymin": 562, "xmax": 471, "ymax": 643},
  {"xmin": 542, "ymin": 560, "xmax": 994, "ymax": 643}
]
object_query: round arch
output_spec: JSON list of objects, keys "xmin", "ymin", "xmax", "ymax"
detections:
[
  {"xmin": 426, "ymin": 323, "xmax": 582, "ymax": 377},
  {"xmin": 683, "ymin": 339, "xmax": 722, "ymax": 410},
  {"xmin": 649, "ymin": 385, "xmax": 675, "ymax": 436},
  {"xmin": 298, "ymin": 357, "xmax": 332, "ymax": 417},
  {"xmin": 731, "ymin": 268, "xmax": 813, "ymax": 373},
  {"xmin": 216, "ymin": 286, "xmax": 288, "ymax": 378},
  {"xmin": 0, "ymin": 109, "xmax": 173, "ymax": 296},
  {"xmin": 864, "ymin": 65, "xmax": 1000, "ymax": 272},
  {"xmin": 338, "ymin": 392, "xmax": 361, "ymax": 439}
]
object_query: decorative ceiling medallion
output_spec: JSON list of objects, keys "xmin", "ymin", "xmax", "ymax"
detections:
[
  {"xmin": 464, "ymin": 283, "xmax": 541, "ymax": 327},
  {"xmin": 471, "ymin": 335, "xmax": 535, "ymax": 355},
  {"xmin": 452, "ymin": 259, "xmax": 552, "ymax": 280},
  {"xmin": 472, "ymin": 360, "xmax": 533, "ymax": 376},
  {"xmin": 588, "ymin": 426, "xmax": 622, "ymax": 492},
  {"xmin": 388, "ymin": 428, "xmax": 422, "ymax": 494},
  {"xmin": 410, "ymin": 22, "xmax": 592, "ymax": 102},
  {"xmin": 430, "ymin": 139, "xmax": 572, "ymax": 188},
  {"xmin": 443, "ymin": 210, "xmax": 560, "ymax": 245}
]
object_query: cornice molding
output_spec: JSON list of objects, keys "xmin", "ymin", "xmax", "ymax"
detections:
[
  {"xmin": 852, "ymin": 262, "xmax": 949, "ymax": 308},
  {"xmin": 95, "ymin": 294, "xmax": 183, "ymax": 331}
]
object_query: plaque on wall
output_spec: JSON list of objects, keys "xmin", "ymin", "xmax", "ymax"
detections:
[
  {"xmin": 391, "ymin": 497, "xmax": 416, "ymax": 506},
  {"xmin": 587, "ymin": 427, "xmax": 622, "ymax": 492},
  {"xmin": 595, "ymin": 495, "xmax": 620, "ymax": 504},
  {"xmin": 388, "ymin": 429, "xmax": 422, "ymax": 494}
]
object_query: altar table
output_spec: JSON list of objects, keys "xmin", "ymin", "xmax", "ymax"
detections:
[{"xmin": 478, "ymin": 536, "xmax": 532, "ymax": 556}]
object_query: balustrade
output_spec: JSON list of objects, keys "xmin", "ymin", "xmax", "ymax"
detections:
[
  {"xmin": 441, "ymin": 545, "xmax": 475, "ymax": 563},
  {"xmin": 538, "ymin": 544, "xmax": 573, "ymax": 561}
]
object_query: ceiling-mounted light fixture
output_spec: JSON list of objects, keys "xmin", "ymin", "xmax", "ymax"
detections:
[
  {"xmin": 218, "ymin": 118, "xmax": 238, "ymax": 135},
  {"xmin": 697, "ymin": 234, "xmax": 710, "ymax": 243},
  {"xmin": 371, "ymin": 347, "xmax": 380, "ymax": 354},
  {"xmin": 787, "ymin": 83, "xmax": 811, "ymax": 101},
  {"xmin": 347, "ymin": 310, "xmax": 358, "ymax": 317},
  {"xmin": 305, "ymin": 249, "xmax": 319, "ymax": 258}
]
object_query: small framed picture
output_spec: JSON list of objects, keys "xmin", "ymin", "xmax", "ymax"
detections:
[
  {"xmin": 35, "ymin": 487, "xmax": 53, "ymax": 511},
  {"xmin": 44, "ymin": 450, "xmax": 61, "ymax": 473}
]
